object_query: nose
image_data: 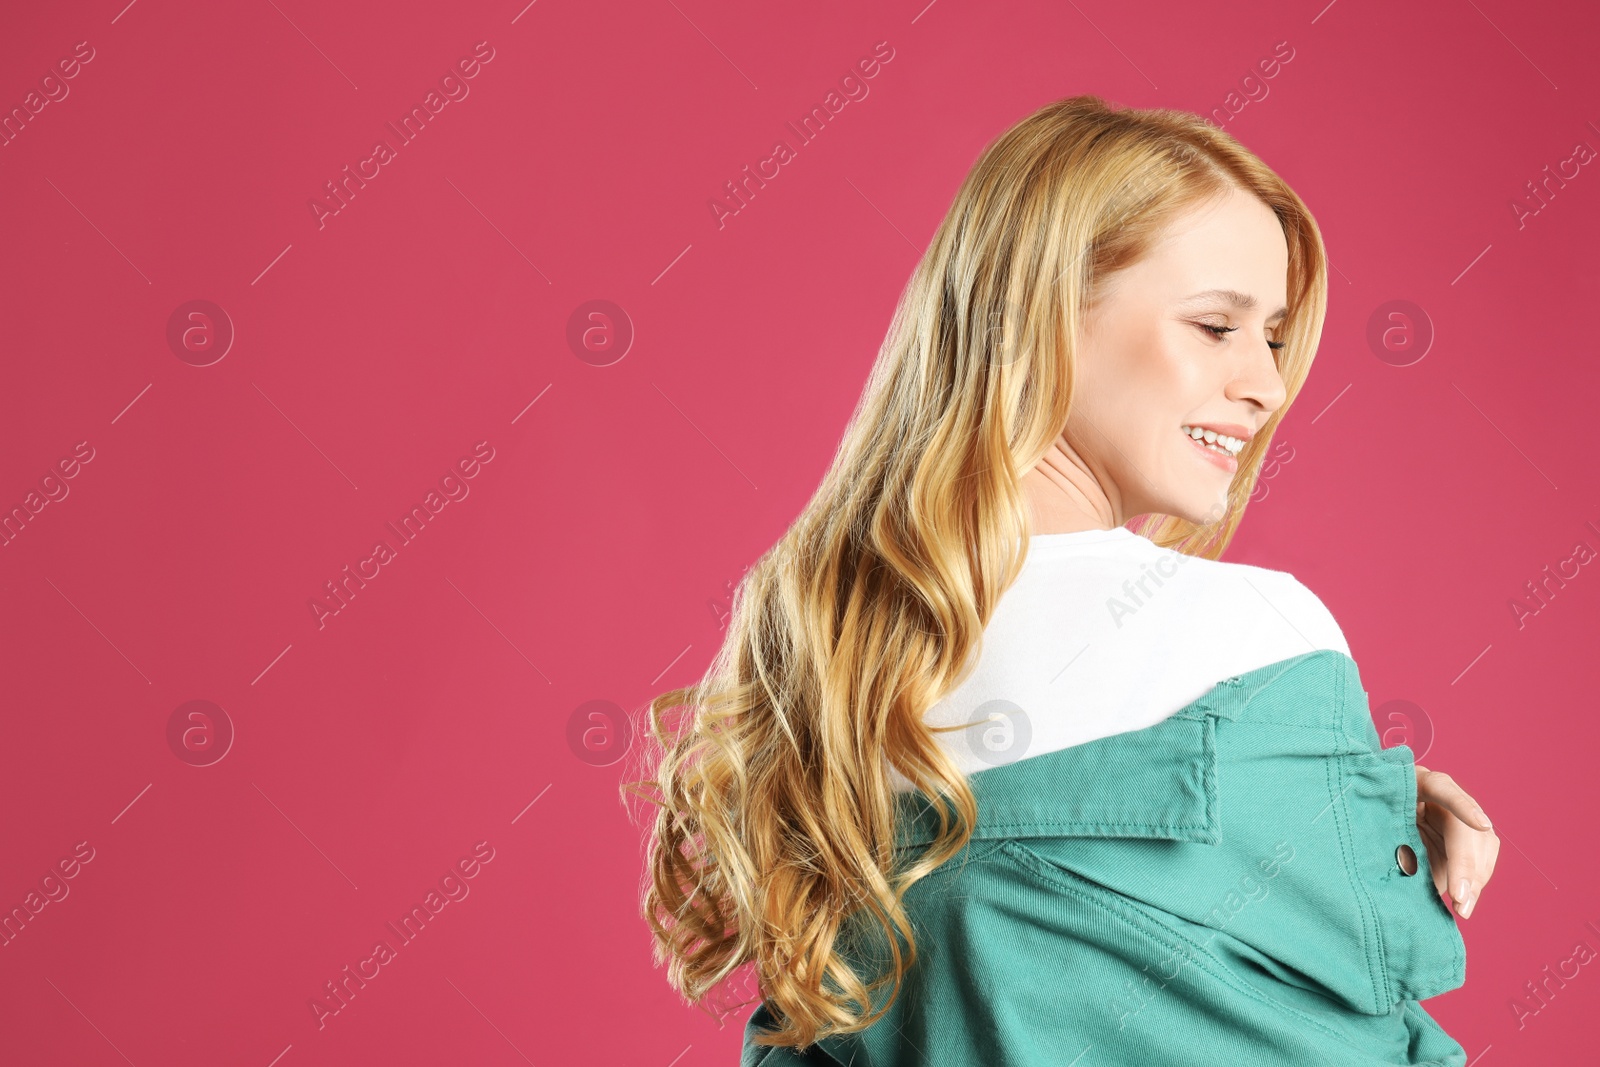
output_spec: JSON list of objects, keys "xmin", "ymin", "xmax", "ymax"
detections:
[{"xmin": 1225, "ymin": 335, "xmax": 1288, "ymax": 417}]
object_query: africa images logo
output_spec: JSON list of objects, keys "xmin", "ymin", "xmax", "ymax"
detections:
[{"xmin": 308, "ymin": 41, "xmax": 497, "ymax": 230}]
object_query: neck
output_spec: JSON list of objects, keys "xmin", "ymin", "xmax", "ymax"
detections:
[{"xmin": 1021, "ymin": 442, "xmax": 1122, "ymax": 534}]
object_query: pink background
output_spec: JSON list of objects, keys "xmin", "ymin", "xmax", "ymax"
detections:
[{"xmin": 2, "ymin": 0, "xmax": 1596, "ymax": 1063}]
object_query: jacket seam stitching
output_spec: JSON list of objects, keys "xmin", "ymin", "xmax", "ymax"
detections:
[
  {"xmin": 1202, "ymin": 711, "xmax": 1220, "ymax": 828},
  {"xmin": 910, "ymin": 837, "xmax": 1009, "ymax": 881},
  {"xmin": 1326, "ymin": 656, "xmax": 1391, "ymax": 1011},
  {"xmin": 1223, "ymin": 718, "xmax": 1360, "ymax": 738},
  {"xmin": 898, "ymin": 818, "xmax": 1213, "ymax": 849},
  {"xmin": 963, "ymin": 819, "xmax": 1208, "ymax": 833},
  {"xmin": 1327, "ymin": 753, "xmax": 1387, "ymax": 1011}
]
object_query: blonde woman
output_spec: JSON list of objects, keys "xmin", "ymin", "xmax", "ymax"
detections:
[{"xmin": 624, "ymin": 95, "xmax": 1498, "ymax": 1066}]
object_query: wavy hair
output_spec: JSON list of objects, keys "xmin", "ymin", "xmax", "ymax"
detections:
[{"xmin": 620, "ymin": 93, "xmax": 1329, "ymax": 1052}]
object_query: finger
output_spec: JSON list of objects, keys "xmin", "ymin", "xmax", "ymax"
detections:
[
  {"xmin": 1415, "ymin": 768, "xmax": 1493, "ymax": 832},
  {"xmin": 1441, "ymin": 814, "xmax": 1493, "ymax": 918},
  {"xmin": 1474, "ymin": 827, "xmax": 1500, "ymax": 885},
  {"xmin": 1420, "ymin": 800, "xmax": 1502, "ymax": 903},
  {"xmin": 1416, "ymin": 813, "xmax": 1449, "ymax": 898}
]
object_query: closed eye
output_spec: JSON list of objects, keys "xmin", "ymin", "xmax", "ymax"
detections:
[{"xmin": 1195, "ymin": 322, "xmax": 1286, "ymax": 352}]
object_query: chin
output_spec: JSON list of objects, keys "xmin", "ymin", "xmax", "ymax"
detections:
[{"xmin": 1163, "ymin": 488, "xmax": 1231, "ymax": 528}]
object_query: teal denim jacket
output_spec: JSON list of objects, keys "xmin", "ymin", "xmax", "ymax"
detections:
[{"xmin": 741, "ymin": 649, "xmax": 1467, "ymax": 1066}]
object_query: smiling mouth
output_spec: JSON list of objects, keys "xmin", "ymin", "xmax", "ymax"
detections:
[{"xmin": 1180, "ymin": 424, "xmax": 1245, "ymax": 458}]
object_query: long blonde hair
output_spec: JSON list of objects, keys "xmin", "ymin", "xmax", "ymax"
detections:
[{"xmin": 621, "ymin": 93, "xmax": 1329, "ymax": 1052}]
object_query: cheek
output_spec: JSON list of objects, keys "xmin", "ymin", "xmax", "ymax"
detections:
[
  {"xmin": 1073, "ymin": 324, "xmax": 1201, "ymax": 458},
  {"xmin": 1114, "ymin": 339, "xmax": 1200, "ymax": 435}
]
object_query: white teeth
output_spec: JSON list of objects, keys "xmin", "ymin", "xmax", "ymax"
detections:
[{"xmin": 1181, "ymin": 425, "xmax": 1245, "ymax": 456}]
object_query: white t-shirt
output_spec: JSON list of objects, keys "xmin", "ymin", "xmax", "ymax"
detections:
[{"xmin": 887, "ymin": 525, "xmax": 1351, "ymax": 792}]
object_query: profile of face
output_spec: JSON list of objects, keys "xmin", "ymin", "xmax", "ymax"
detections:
[{"xmin": 1025, "ymin": 186, "xmax": 1291, "ymax": 532}]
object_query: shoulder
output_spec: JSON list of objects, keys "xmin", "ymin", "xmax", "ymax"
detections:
[{"xmin": 1196, "ymin": 556, "xmax": 1351, "ymax": 658}]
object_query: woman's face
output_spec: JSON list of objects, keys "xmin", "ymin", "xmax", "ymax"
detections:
[{"xmin": 1044, "ymin": 187, "xmax": 1291, "ymax": 529}]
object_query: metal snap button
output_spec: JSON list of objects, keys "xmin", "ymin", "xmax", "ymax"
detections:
[{"xmin": 1395, "ymin": 843, "xmax": 1418, "ymax": 876}]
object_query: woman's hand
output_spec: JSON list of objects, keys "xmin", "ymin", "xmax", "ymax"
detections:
[{"xmin": 1414, "ymin": 764, "xmax": 1498, "ymax": 920}]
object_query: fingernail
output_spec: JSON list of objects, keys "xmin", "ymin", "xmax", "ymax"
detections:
[{"xmin": 1457, "ymin": 880, "xmax": 1474, "ymax": 918}]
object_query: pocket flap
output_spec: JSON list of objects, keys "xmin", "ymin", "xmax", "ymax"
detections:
[{"xmin": 894, "ymin": 709, "xmax": 1222, "ymax": 849}]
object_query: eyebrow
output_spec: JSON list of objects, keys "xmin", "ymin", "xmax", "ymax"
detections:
[{"xmin": 1178, "ymin": 288, "xmax": 1289, "ymax": 321}]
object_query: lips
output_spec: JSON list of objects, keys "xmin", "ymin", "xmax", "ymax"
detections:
[{"xmin": 1182, "ymin": 427, "xmax": 1239, "ymax": 472}]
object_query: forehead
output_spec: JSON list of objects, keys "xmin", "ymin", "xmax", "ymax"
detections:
[{"xmin": 1140, "ymin": 191, "xmax": 1290, "ymax": 305}]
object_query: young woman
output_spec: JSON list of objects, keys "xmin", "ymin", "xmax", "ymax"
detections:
[{"xmin": 624, "ymin": 94, "xmax": 1498, "ymax": 1065}]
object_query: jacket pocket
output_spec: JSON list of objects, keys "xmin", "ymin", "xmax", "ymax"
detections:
[{"xmin": 1338, "ymin": 742, "xmax": 1468, "ymax": 1005}]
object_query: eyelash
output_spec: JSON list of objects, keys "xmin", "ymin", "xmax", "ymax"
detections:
[{"xmin": 1196, "ymin": 322, "xmax": 1287, "ymax": 351}]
